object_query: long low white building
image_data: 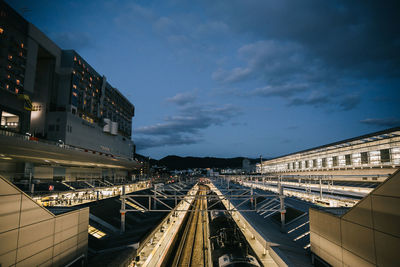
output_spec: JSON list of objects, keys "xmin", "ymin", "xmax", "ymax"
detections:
[{"xmin": 257, "ymin": 127, "xmax": 400, "ymax": 178}]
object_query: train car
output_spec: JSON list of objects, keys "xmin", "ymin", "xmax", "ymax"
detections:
[
  {"xmin": 208, "ymin": 191, "xmax": 261, "ymax": 267},
  {"xmin": 219, "ymin": 254, "xmax": 260, "ymax": 267}
]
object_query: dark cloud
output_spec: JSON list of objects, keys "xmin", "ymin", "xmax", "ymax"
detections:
[
  {"xmin": 288, "ymin": 91, "xmax": 360, "ymax": 110},
  {"xmin": 213, "ymin": 40, "xmax": 311, "ymax": 84},
  {"xmin": 207, "ymin": 1, "xmax": 399, "ymax": 112},
  {"xmin": 135, "ymin": 134, "xmax": 200, "ymax": 150},
  {"xmin": 204, "ymin": 0, "xmax": 400, "ymax": 78},
  {"xmin": 136, "ymin": 104, "xmax": 240, "ymax": 135},
  {"xmin": 135, "ymin": 102, "xmax": 241, "ymax": 150},
  {"xmin": 339, "ymin": 94, "xmax": 361, "ymax": 111},
  {"xmin": 51, "ymin": 32, "xmax": 93, "ymax": 50},
  {"xmin": 360, "ymin": 118, "xmax": 400, "ymax": 128},
  {"xmin": 166, "ymin": 92, "xmax": 197, "ymax": 106},
  {"xmin": 249, "ymin": 84, "xmax": 308, "ymax": 98}
]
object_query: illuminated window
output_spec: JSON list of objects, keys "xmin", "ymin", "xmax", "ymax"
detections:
[
  {"xmin": 8, "ymin": 55, "xmax": 12, "ymax": 60},
  {"xmin": 7, "ymin": 65, "xmax": 11, "ymax": 69},
  {"xmin": 16, "ymin": 79, "xmax": 20, "ymax": 85},
  {"xmin": 19, "ymin": 52, "xmax": 23, "ymax": 57},
  {"xmin": 21, "ymin": 43, "xmax": 24, "ymax": 48},
  {"xmin": 15, "ymin": 88, "xmax": 19, "ymax": 94},
  {"xmin": 72, "ymin": 70, "xmax": 76, "ymax": 74},
  {"xmin": 84, "ymin": 100, "xmax": 87, "ymax": 105},
  {"xmin": 5, "ymin": 84, "xmax": 9, "ymax": 89},
  {"xmin": 88, "ymin": 225, "xmax": 106, "ymax": 239},
  {"xmin": 89, "ymin": 77, "xmax": 92, "ymax": 82},
  {"xmin": 83, "ymin": 63, "xmax": 85, "ymax": 68},
  {"xmin": 0, "ymin": 27, "xmax": 3, "ymax": 34},
  {"xmin": 73, "ymin": 84, "xmax": 77, "ymax": 89},
  {"xmin": 78, "ymin": 60, "xmax": 81, "ymax": 65},
  {"xmin": 7, "ymin": 74, "xmax": 10, "ymax": 79},
  {"xmin": 72, "ymin": 92, "xmax": 78, "ymax": 97},
  {"xmin": 92, "ymin": 92, "xmax": 95, "ymax": 96}
]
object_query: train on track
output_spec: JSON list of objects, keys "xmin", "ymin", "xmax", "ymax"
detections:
[{"xmin": 208, "ymin": 191, "xmax": 261, "ymax": 267}]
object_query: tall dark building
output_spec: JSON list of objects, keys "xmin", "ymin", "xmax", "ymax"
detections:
[{"xmin": 0, "ymin": 1, "xmax": 135, "ymax": 159}]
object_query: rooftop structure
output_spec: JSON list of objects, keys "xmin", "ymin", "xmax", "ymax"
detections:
[
  {"xmin": 257, "ymin": 127, "xmax": 400, "ymax": 178},
  {"xmin": 0, "ymin": 1, "xmax": 139, "ymax": 183}
]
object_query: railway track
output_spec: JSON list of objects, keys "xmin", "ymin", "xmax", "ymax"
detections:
[{"xmin": 171, "ymin": 185, "xmax": 209, "ymax": 267}]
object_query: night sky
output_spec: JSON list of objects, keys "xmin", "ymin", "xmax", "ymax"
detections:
[{"xmin": 7, "ymin": 0, "xmax": 400, "ymax": 159}]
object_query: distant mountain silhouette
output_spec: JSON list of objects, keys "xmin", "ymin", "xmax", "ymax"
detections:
[{"xmin": 154, "ymin": 155, "xmax": 260, "ymax": 170}]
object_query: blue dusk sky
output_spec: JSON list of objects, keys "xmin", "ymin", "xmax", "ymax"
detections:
[{"xmin": 7, "ymin": 0, "xmax": 400, "ymax": 159}]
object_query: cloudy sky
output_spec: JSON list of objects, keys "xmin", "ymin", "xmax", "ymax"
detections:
[{"xmin": 8, "ymin": 0, "xmax": 400, "ymax": 159}]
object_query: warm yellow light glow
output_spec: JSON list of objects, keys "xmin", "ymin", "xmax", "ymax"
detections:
[
  {"xmin": 126, "ymin": 200, "xmax": 145, "ymax": 212},
  {"xmin": 88, "ymin": 225, "xmax": 106, "ymax": 239},
  {"xmin": 0, "ymin": 28, "xmax": 4, "ymax": 34}
]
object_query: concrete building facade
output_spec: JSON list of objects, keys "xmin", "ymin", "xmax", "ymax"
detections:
[
  {"xmin": 0, "ymin": 1, "xmax": 135, "ymax": 159},
  {"xmin": 0, "ymin": 176, "xmax": 89, "ymax": 266},
  {"xmin": 0, "ymin": 1, "xmax": 139, "ymax": 182},
  {"xmin": 310, "ymin": 169, "xmax": 400, "ymax": 266},
  {"xmin": 257, "ymin": 127, "xmax": 400, "ymax": 179}
]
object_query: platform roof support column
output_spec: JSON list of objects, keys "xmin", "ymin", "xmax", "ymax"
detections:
[
  {"xmin": 120, "ymin": 185, "xmax": 126, "ymax": 233},
  {"xmin": 279, "ymin": 176, "xmax": 286, "ymax": 232}
]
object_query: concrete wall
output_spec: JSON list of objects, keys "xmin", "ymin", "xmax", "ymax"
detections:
[
  {"xmin": 310, "ymin": 169, "xmax": 400, "ymax": 266},
  {"xmin": 0, "ymin": 176, "xmax": 89, "ymax": 266},
  {"xmin": 46, "ymin": 112, "xmax": 133, "ymax": 158}
]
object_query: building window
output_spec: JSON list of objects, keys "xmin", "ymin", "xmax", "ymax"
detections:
[
  {"xmin": 313, "ymin": 159, "xmax": 317, "ymax": 168},
  {"xmin": 292, "ymin": 162, "xmax": 295, "ymax": 169},
  {"xmin": 287, "ymin": 163, "xmax": 290, "ymax": 169},
  {"xmin": 16, "ymin": 79, "xmax": 20, "ymax": 85},
  {"xmin": 55, "ymin": 125, "xmax": 60, "ymax": 131},
  {"xmin": 333, "ymin": 156, "xmax": 338, "ymax": 166},
  {"xmin": 380, "ymin": 149, "xmax": 391, "ymax": 163},
  {"xmin": 361, "ymin": 152, "xmax": 369, "ymax": 164},
  {"xmin": 21, "ymin": 43, "xmax": 24, "ymax": 48},
  {"xmin": 299, "ymin": 161, "xmax": 302, "ymax": 169},
  {"xmin": 8, "ymin": 55, "xmax": 12, "ymax": 60},
  {"xmin": 345, "ymin": 154, "xmax": 352, "ymax": 165},
  {"xmin": 48, "ymin": 125, "xmax": 55, "ymax": 131},
  {"xmin": 0, "ymin": 27, "xmax": 3, "ymax": 34},
  {"xmin": 322, "ymin": 158, "xmax": 327, "ymax": 167},
  {"xmin": 305, "ymin": 160, "xmax": 309, "ymax": 168}
]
